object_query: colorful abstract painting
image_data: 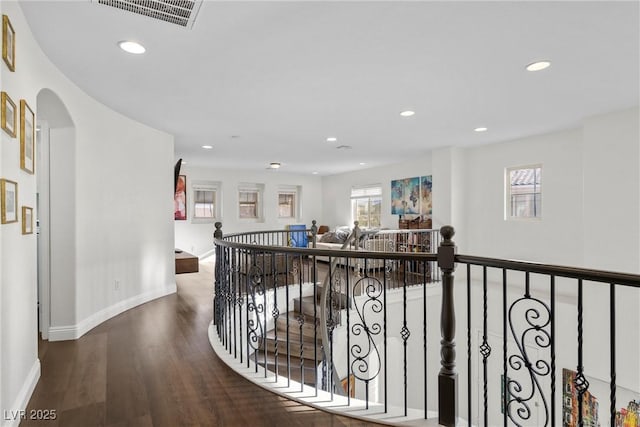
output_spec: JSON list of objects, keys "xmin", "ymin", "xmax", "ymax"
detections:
[
  {"xmin": 391, "ymin": 177, "xmax": 419, "ymax": 215},
  {"xmin": 420, "ymin": 175, "xmax": 432, "ymax": 219}
]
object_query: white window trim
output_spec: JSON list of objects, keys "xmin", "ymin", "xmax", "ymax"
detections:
[
  {"xmin": 505, "ymin": 164, "xmax": 542, "ymax": 221},
  {"xmin": 191, "ymin": 181, "xmax": 221, "ymax": 224}
]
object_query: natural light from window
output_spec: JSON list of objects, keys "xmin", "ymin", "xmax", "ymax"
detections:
[
  {"xmin": 506, "ymin": 166, "xmax": 542, "ymax": 219},
  {"xmin": 351, "ymin": 185, "xmax": 382, "ymax": 228}
]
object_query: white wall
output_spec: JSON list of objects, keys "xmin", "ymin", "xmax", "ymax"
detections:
[
  {"xmin": 174, "ymin": 166, "xmax": 322, "ymax": 256},
  {"xmin": 464, "ymin": 128, "xmax": 585, "ymax": 265},
  {"xmin": 49, "ymin": 127, "xmax": 76, "ymax": 327},
  {"xmin": 321, "ymin": 154, "xmax": 434, "ymax": 231},
  {"xmin": 0, "ymin": 2, "xmax": 176, "ymax": 423}
]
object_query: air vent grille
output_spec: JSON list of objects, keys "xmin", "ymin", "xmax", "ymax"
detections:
[{"xmin": 94, "ymin": 0, "xmax": 203, "ymax": 29}]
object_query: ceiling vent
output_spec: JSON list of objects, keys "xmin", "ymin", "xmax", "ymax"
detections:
[{"xmin": 93, "ymin": 0, "xmax": 203, "ymax": 29}]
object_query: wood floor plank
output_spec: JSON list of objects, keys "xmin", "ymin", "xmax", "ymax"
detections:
[{"xmin": 22, "ymin": 260, "xmax": 383, "ymax": 426}]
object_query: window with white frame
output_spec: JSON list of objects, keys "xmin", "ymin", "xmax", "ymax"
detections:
[
  {"xmin": 277, "ymin": 185, "xmax": 301, "ymax": 220},
  {"xmin": 238, "ymin": 184, "xmax": 264, "ymax": 220},
  {"xmin": 192, "ymin": 181, "xmax": 221, "ymax": 223},
  {"xmin": 506, "ymin": 165, "xmax": 542, "ymax": 219},
  {"xmin": 351, "ymin": 185, "xmax": 382, "ymax": 228}
]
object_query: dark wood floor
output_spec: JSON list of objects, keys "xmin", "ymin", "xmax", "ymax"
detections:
[{"xmin": 23, "ymin": 260, "xmax": 381, "ymax": 427}]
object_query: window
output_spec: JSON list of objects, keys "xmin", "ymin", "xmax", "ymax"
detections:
[
  {"xmin": 506, "ymin": 165, "xmax": 542, "ymax": 219},
  {"xmin": 239, "ymin": 191, "xmax": 258, "ymax": 218},
  {"xmin": 192, "ymin": 181, "xmax": 221, "ymax": 223},
  {"xmin": 278, "ymin": 192, "xmax": 295, "ymax": 218},
  {"xmin": 194, "ymin": 189, "xmax": 215, "ymax": 218},
  {"xmin": 238, "ymin": 184, "xmax": 264, "ymax": 221},
  {"xmin": 351, "ymin": 185, "xmax": 382, "ymax": 228},
  {"xmin": 277, "ymin": 185, "xmax": 301, "ymax": 220}
]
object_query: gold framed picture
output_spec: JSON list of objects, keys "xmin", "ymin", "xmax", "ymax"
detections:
[
  {"xmin": 1, "ymin": 92, "xmax": 16, "ymax": 137},
  {"xmin": 1, "ymin": 178, "xmax": 18, "ymax": 224},
  {"xmin": 20, "ymin": 100, "xmax": 35, "ymax": 174},
  {"xmin": 2, "ymin": 15, "xmax": 15, "ymax": 72},
  {"xmin": 22, "ymin": 206, "xmax": 33, "ymax": 234}
]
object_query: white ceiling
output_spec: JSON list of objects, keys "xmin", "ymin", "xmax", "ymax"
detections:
[{"xmin": 19, "ymin": 1, "xmax": 640, "ymax": 175}]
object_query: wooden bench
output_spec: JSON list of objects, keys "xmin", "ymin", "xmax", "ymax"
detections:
[{"xmin": 175, "ymin": 250, "xmax": 199, "ymax": 274}]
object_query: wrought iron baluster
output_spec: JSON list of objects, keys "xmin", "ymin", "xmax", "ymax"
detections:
[
  {"xmin": 232, "ymin": 249, "xmax": 239, "ymax": 359},
  {"xmin": 262, "ymin": 253, "xmax": 268, "ymax": 378},
  {"xmin": 575, "ymin": 279, "xmax": 589, "ymax": 427},
  {"xmin": 313, "ymin": 253, "xmax": 318, "ymax": 396},
  {"xmin": 480, "ymin": 266, "xmax": 491, "ymax": 426},
  {"xmin": 285, "ymin": 254, "xmax": 290, "ymax": 388},
  {"xmin": 550, "ymin": 275, "xmax": 556, "ymax": 427},
  {"xmin": 610, "ymin": 283, "xmax": 616, "ymax": 427},
  {"xmin": 350, "ymin": 275, "xmax": 383, "ymax": 411},
  {"xmin": 402, "ymin": 261, "xmax": 410, "ymax": 416},
  {"xmin": 502, "ymin": 269, "xmax": 507, "ymax": 427},
  {"xmin": 467, "ymin": 263, "xmax": 471, "ymax": 427},
  {"xmin": 296, "ymin": 254, "xmax": 304, "ymax": 391},
  {"xmin": 384, "ymin": 260, "xmax": 389, "ymax": 414},
  {"xmin": 246, "ymin": 251, "xmax": 265, "ymax": 373},
  {"xmin": 506, "ymin": 271, "xmax": 551, "ymax": 427},
  {"xmin": 346, "ymin": 257, "xmax": 351, "ymax": 405},
  {"xmin": 271, "ymin": 253, "xmax": 279, "ymax": 381},
  {"xmin": 423, "ymin": 259, "xmax": 428, "ymax": 419}
]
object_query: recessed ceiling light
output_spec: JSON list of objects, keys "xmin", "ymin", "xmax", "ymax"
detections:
[
  {"xmin": 312, "ymin": 171, "xmax": 318, "ymax": 175},
  {"xmin": 526, "ymin": 60, "xmax": 551, "ymax": 72},
  {"xmin": 269, "ymin": 162, "xmax": 281, "ymax": 169},
  {"xmin": 202, "ymin": 145, "xmax": 213, "ymax": 149},
  {"xmin": 359, "ymin": 162, "xmax": 366, "ymax": 166},
  {"xmin": 118, "ymin": 41, "xmax": 146, "ymax": 54},
  {"xmin": 400, "ymin": 110, "xmax": 415, "ymax": 117},
  {"xmin": 326, "ymin": 137, "xmax": 337, "ymax": 142},
  {"xmin": 474, "ymin": 127, "xmax": 488, "ymax": 132}
]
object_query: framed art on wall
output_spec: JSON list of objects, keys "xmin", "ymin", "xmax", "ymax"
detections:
[
  {"xmin": 391, "ymin": 177, "xmax": 419, "ymax": 215},
  {"xmin": 20, "ymin": 100, "xmax": 35, "ymax": 174},
  {"xmin": 1, "ymin": 178, "xmax": 18, "ymax": 224},
  {"xmin": 1, "ymin": 91, "xmax": 16, "ymax": 137},
  {"xmin": 2, "ymin": 14, "xmax": 15, "ymax": 72},
  {"xmin": 22, "ymin": 206, "xmax": 32, "ymax": 234},
  {"xmin": 175, "ymin": 174, "xmax": 186, "ymax": 220}
]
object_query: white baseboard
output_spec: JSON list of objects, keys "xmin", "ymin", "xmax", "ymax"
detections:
[
  {"xmin": 48, "ymin": 283, "xmax": 177, "ymax": 341},
  {"xmin": 199, "ymin": 248, "xmax": 216, "ymax": 260},
  {"xmin": 2, "ymin": 359, "xmax": 41, "ymax": 427}
]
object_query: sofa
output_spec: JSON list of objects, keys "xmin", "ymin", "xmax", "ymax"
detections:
[{"xmin": 309, "ymin": 226, "xmax": 392, "ymax": 270}]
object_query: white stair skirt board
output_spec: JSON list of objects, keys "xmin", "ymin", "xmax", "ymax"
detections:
[
  {"xmin": 209, "ymin": 322, "xmax": 471, "ymax": 427},
  {"xmin": 2, "ymin": 359, "xmax": 41, "ymax": 427},
  {"xmin": 48, "ymin": 284, "xmax": 177, "ymax": 341}
]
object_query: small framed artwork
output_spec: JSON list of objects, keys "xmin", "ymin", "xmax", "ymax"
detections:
[
  {"xmin": 174, "ymin": 174, "xmax": 186, "ymax": 220},
  {"xmin": 22, "ymin": 206, "xmax": 33, "ymax": 234},
  {"xmin": 2, "ymin": 15, "xmax": 15, "ymax": 72},
  {"xmin": 1, "ymin": 92, "xmax": 16, "ymax": 137},
  {"xmin": 1, "ymin": 178, "xmax": 18, "ymax": 224},
  {"xmin": 20, "ymin": 100, "xmax": 35, "ymax": 174}
]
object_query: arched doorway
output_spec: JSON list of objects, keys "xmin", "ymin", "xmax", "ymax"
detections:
[{"xmin": 36, "ymin": 89, "xmax": 75, "ymax": 340}]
